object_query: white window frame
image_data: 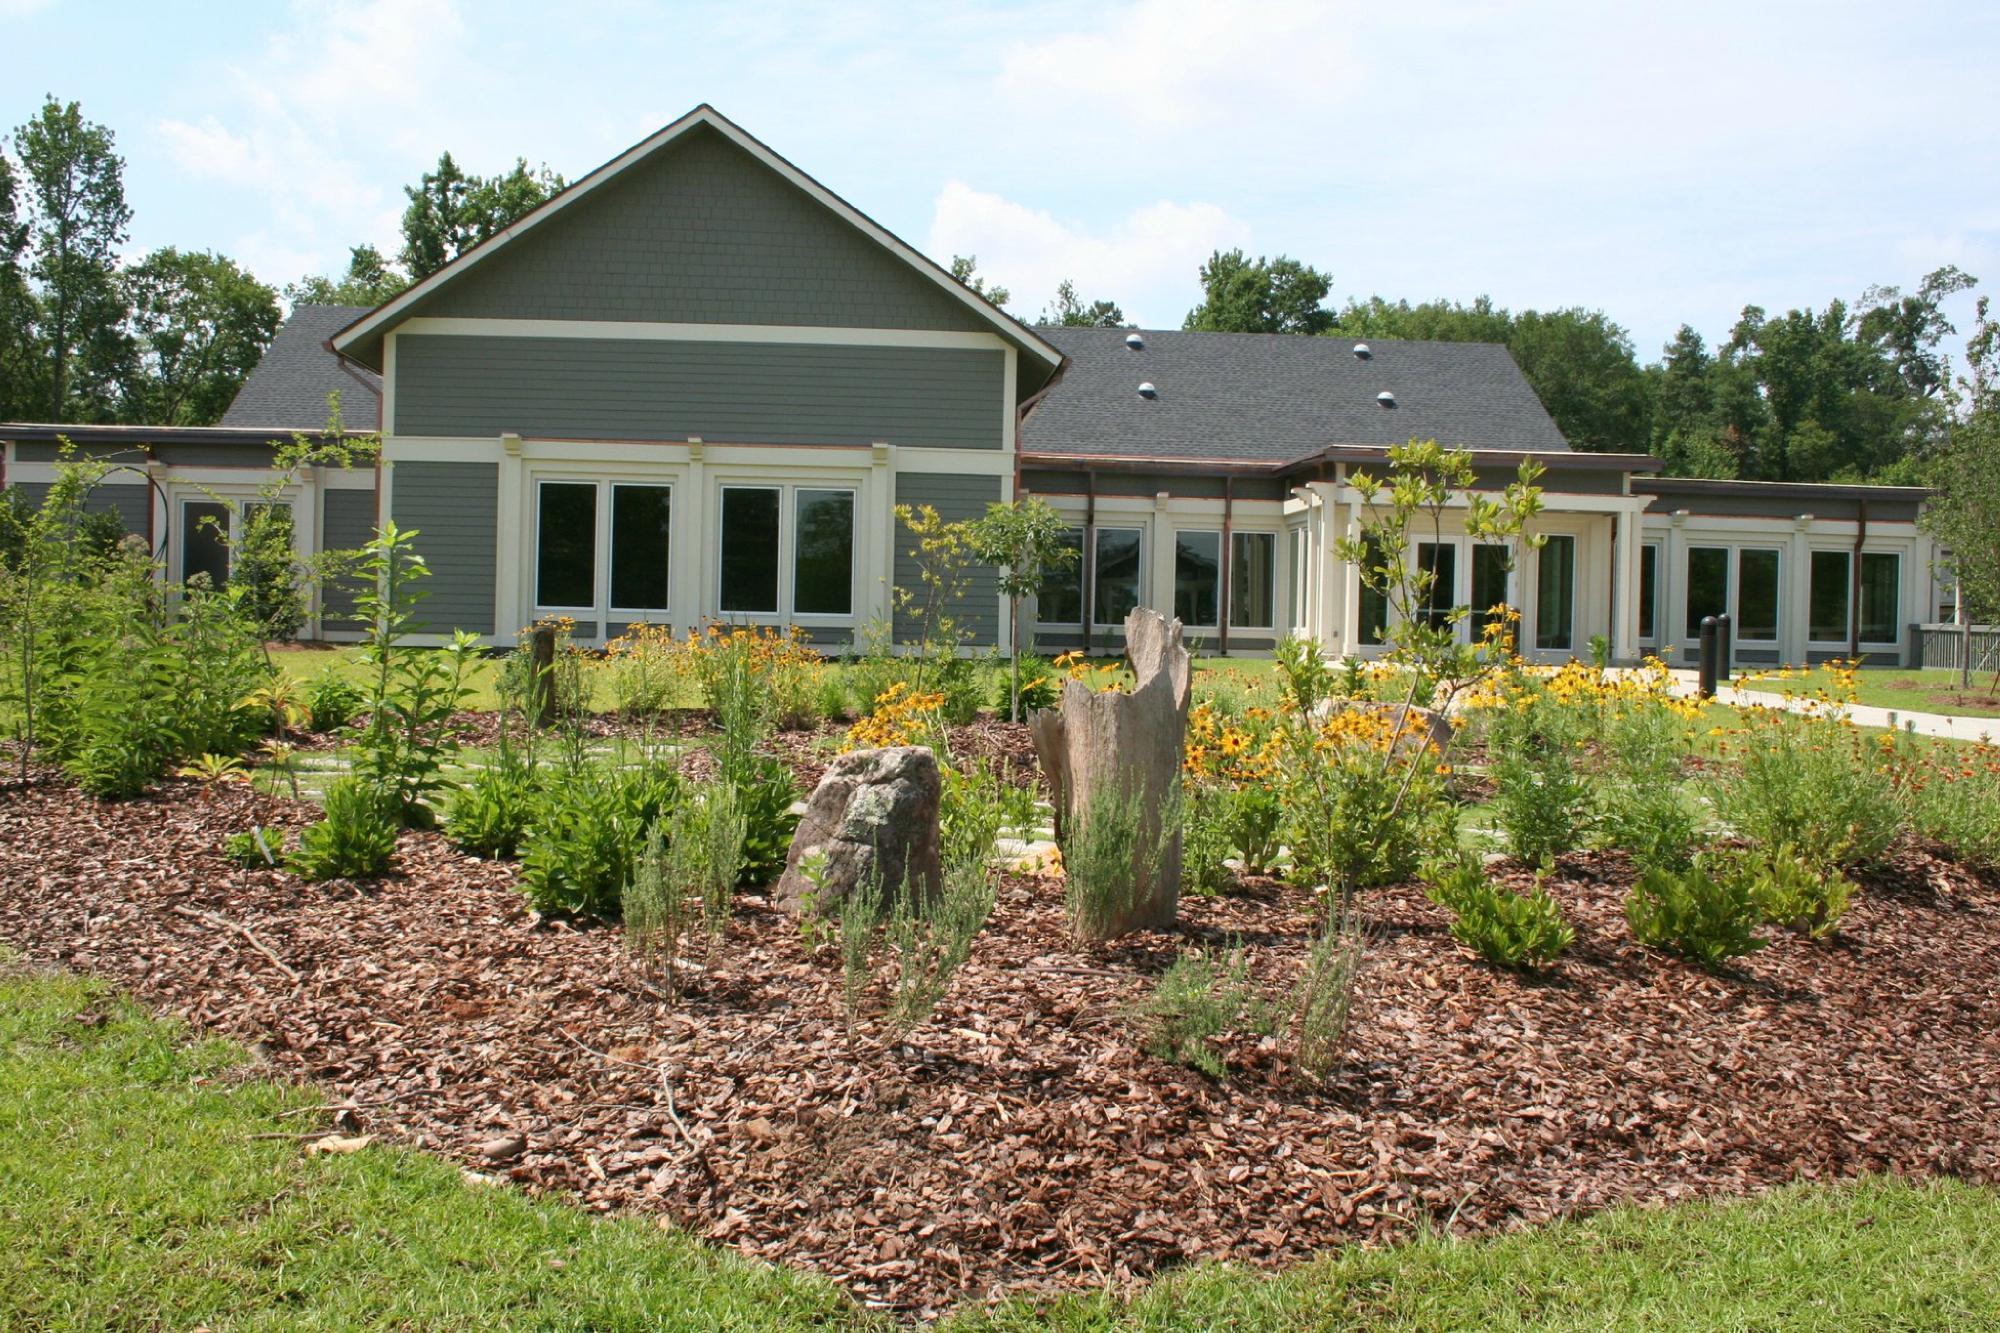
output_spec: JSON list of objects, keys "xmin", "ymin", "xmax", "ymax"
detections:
[
  {"xmin": 1034, "ymin": 524, "xmax": 1088, "ymax": 629},
  {"xmin": 1229, "ymin": 529, "xmax": 1280, "ymax": 632},
  {"xmin": 714, "ymin": 480, "xmax": 860, "ymax": 627},
  {"xmin": 1807, "ymin": 547, "xmax": 1853, "ymax": 646},
  {"xmin": 530, "ymin": 476, "xmax": 676, "ymax": 626},
  {"xmin": 1091, "ymin": 524, "xmax": 1146, "ymax": 629},
  {"xmin": 1734, "ymin": 545, "xmax": 1784, "ymax": 645},
  {"xmin": 1171, "ymin": 527, "xmax": 1223, "ymax": 629},
  {"xmin": 1638, "ymin": 542, "xmax": 1662, "ymax": 647},
  {"xmin": 1857, "ymin": 550, "xmax": 1902, "ymax": 646},
  {"xmin": 172, "ymin": 487, "xmax": 302, "ymax": 585}
]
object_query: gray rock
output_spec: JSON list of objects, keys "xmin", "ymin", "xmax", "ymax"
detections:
[{"xmin": 776, "ymin": 745, "xmax": 943, "ymax": 915}]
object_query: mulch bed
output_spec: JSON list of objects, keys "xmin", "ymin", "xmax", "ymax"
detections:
[{"xmin": 2, "ymin": 746, "xmax": 1998, "ymax": 1319}]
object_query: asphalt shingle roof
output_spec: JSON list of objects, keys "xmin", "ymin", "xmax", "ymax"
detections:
[
  {"xmin": 220, "ymin": 305, "xmax": 382, "ymax": 430},
  {"xmin": 1022, "ymin": 327, "xmax": 1571, "ymax": 463}
]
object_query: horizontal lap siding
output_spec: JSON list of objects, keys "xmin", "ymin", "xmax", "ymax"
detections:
[
  {"xmin": 894, "ymin": 472, "xmax": 1002, "ymax": 647},
  {"xmin": 8, "ymin": 480, "xmax": 151, "ymax": 535},
  {"xmin": 318, "ymin": 488, "xmax": 379, "ymax": 628},
  {"xmin": 395, "ymin": 335, "xmax": 1003, "ymax": 449},
  {"xmin": 388, "ymin": 462, "xmax": 498, "ymax": 635}
]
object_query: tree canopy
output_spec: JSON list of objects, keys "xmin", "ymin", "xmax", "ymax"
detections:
[
  {"xmin": 399, "ymin": 152, "xmax": 564, "ymax": 281},
  {"xmin": 1182, "ymin": 249, "xmax": 1334, "ymax": 335},
  {"xmin": 948, "ymin": 255, "xmax": 1009, "ymax": 310},
  {"xmin": 123, "ymin": 247, "xmax": 280, "ymax": 425},
  {"xmin": 1043, "ymin": 278, "xmax": 1127, "ymax": 328}
]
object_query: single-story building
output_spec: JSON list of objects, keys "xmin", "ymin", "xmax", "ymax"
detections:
[{"xmin": 0, "ymin": 104, "xmax": 1943, "ymax": 666}]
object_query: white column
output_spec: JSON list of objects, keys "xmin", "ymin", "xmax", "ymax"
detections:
[
  {"xmin": 1612, "ymin": 503, "xmax": 1640, "ymax": 663},
  {"xmin": 866, "ymin": 441, "xmax": 891, "ymax": 632},
  {"xmin": 495, "ymin": 433, "xmax": 524, "ymax": 640}
]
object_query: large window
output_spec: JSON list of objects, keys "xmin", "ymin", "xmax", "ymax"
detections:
[
  {"xmin": 1810, "ymin": 550, "xmax": 1850, "ymax": 641},
  {"xmin": 1685, "ymin": 546, "xmax": 1730, "ymax": 638},
  {"xmin": 610, "ymin": 484, "xmax": 671, "ymax": 612},
  {"xmin": 1535, "ymin": 534, "xmax": 1575, "ymax": 652},
  {"xmin": 1173, "ymin": 530, "xmax": 1220, "ymax": 625},
  {"xmin": 1472, "ymin": 543, "xmax": 1511, "ymax": 644},
  {"xmin": 1860, "ymin": 552, "xmax": 1900, "ymax": 643},
  {"xmin": 1738, "ymin": 548, "xmax": 1781, "ymax": 641},
  {"xmin": 718, "ymin": 486, "xmax": 781, "ymax": 614},
  {"xmin": 1094, "ymin": 527, "xmax": 1143, "ymax": 626},
  {"xmin": 181, "ymin": 500, "xmax": 232, "ymax": 589},
  {"xmin": 536, "ymin": 483, "xmax": 598, "ymax": 609},
  {"xmin": 1039, "ymin": 527, "xmax": 1084, "ymax": 624},
  {"xmin": 1417, "ymin": 541, "xmax": 1457, "ymax": 629},
  {"xmin": 793, "ymin": 489, "xmax": 854, "ymax": 616},
  {"xmin": 1358, "ymin": 537, "xmax": 1389, "ymax": 646},
  {"xmin": 1638, "ymin": 544, "xmax": 1659, "ymax": 642},
  {"xmin": 1231, "ymin": 531, "xmax": 1276, "ymax": 628}
]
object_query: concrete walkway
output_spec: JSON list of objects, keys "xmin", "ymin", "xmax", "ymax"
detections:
[{"xmin": 1659, "ymin": 670, "xmax": 2000, "ymax": 743}]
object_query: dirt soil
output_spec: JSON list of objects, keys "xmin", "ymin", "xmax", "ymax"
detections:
[{"xmin": 2, "ymin": 740, "xmax": 1997, "ymax": 1319}]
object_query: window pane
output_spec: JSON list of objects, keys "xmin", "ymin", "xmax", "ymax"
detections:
[
  {"xmin": 1358, "ymin": 536, "xmax": 1389, "ymax": 646},
  {"xmin": 1040, "ymin": 527, "xmax": 1084, "ymax": 624},
  {"xmin": 1472, "ymin": 543, "xmax": 1511, "ymax": 645},
  {"xmin": 1738, "ymin": 548, "xmax": 1781, "ymax": 640},
  {"xmin": 536, "ymin": 483, "xmax": 597, "ymax": 608},
  {"xmin": 1230, "ymin": 531, "xmax": 1276, "ymax": 628},
  {"xmin": 794, "ymin": 489, "xmax": 854, "ymax": 615},
  {"xmin": 1685, "ymin": 546, "xmax": 1729, "ymax": 638},
  {"xmin": 1418, "ymin": 542, "xmax": 1456, "ymax": 629},
  {"xmin": 1174, "ymin": 530, "xmax": 1220, "ymax": 625},
  {"xmin": 181, "ymin": 501, "xmax": 231, "ymax": 589},
  {"xmin": 1638, "ymin": 545, "xmax": 1658, "ymax": 641},
  {"xmin": 1860, "ymin": 552, "xmax": 1899, "ymax": 642},
  {"xmin": 1536, "ymin": 535, "xmax": 1575, "ymax": 651},
  {"xmin": 719, "ymin": 487, "xmax": 780, "ymax": 614},
  {"xmin": 1093, "ymin": 528, "xmax": 1142, "ymax": 626},
  {"xmin": 1810, "ymin": 550, "xmax": 1851, "ymax": 641},
  {"xmin": 609, "ymin": 485, "xmax": 671, "ymax": 611}
]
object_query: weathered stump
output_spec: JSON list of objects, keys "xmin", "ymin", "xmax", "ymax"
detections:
[
  {"xmin": 1028, "ymin": 607, "xmax": 1191, "ymax": 935},
  {"xmin": 776, "ymin": 745, "xmax": 943, "ymax": 915},
  {"xmin": 527, "ymin": 625, "xmax": 558, "ymax": 728}
]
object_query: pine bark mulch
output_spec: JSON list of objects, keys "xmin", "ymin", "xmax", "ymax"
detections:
[{"xmin": 1, "ymin": 770, "xmax": 1996, "ymax": 1317}]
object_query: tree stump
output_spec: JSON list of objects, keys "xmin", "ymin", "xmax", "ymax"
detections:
[
  {"xmin": 1028, "ymin": 607, "xmax": 1191, "ymax": 935},
  {"xmin": 527, "ymin": 625, "xmax": 557, "ymax": 728}
]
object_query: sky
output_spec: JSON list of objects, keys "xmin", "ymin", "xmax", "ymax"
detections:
[{"xmin": 5, "ymin": 0, "xmax": 1998, "ymax": 366}]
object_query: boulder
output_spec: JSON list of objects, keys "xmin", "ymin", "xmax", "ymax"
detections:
[
  {"xmin": 776, "ymin": 745, "xmax": 942, "ymax": 915},
  {"xmin": 1308, "ymin": 697, "xmax": 1453, "ymax": 754}
]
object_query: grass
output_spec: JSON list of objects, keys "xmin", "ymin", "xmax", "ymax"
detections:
[
  {"xmin": 1736, "ymin": 664, "xmax": 2000, "ymax": 718},
  {"xmin": 6, "ymin": 954, "xmax": 1999, "ymax": 1330}
]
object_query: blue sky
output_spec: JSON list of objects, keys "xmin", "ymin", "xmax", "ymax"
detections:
[{"xmin": 5, "ymin": 0, "xmax": 1998, "ymax": 366}]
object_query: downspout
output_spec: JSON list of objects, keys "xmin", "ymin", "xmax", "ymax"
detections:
[
  {"xmin": 1219, "ymin": 475, "xmax": 1234, "ymax": 656},
  {"xmin": 1082, "ymin": 468, "xmax": 1096, "ymax": 657},
  {"xmin": 1848, "ymin": 499, "xmax": 1868, "ymax": 659}
]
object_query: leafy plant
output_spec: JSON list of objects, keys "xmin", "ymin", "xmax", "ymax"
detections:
[
  {"xmin": 1132, "ymin": 949, "xmax": 1274, "ymax": 1079},
  {"xmin": 443, "ymin": 751, "xmax": 540, "ymax": 859},
  {"xmin": 1742, "ymin": 845, "xmax": 1854, "ymax": 939},
  {"xmin": 1277, "ymin": 709, "xmax": 1454, "ymax": 902},
  {"xmin": 302, "ymin": 667, "xmax": 367, "ymax": 733},
  {"xmin": 221, "ymin": 825, "xmax": 284, "ymax": 869},
  {"xmin": 1182, "ymin": 778, "xmax": 1239, "ymax": 897},
  {"xmin": 1900, "ymin": 748, "xmax": 2000, "ymax": 871},
  {"xmin": 966, "ymin": 497, "xmax": 1077, "ymax": 721},
  {"xmin": 1061, "ymin": 783, "xmax": 1175, "ymax": 941},
  {"xmin": 1624, "ymin": 855, "xmax": 1766, "ymax": 967},
  {"xmin": 176, "ymin": 753, "xmax": 249, "ymax": 784},
  {"xmin": 1274, "ymin": 633, "xmax": 1338, "ymax": 711},
  {"xmin": 518, "ymin": 757, "xmax": 681, "ymax": 918},
  {"xmin": 1716, "ymin": 710, "xmax": 1900, "ymax": 871},
  {"xmin": 289, "ymin": 777, "xmax": 398, "ymax": 881},
  {"xmin": 1292, "ymin": 909, "xmax": 1368, "ymax": 1084},
  {"xmin": 1425, "ymin": 858, "xmax": 1575, "ymax": 970}
]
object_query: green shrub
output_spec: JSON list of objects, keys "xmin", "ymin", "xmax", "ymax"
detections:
[
  {"xmin": 928, "ymin": 651, "xmax": 986, "ymax": 726},
  {"xmin": 1293, "ymin": 910, "xmax": 1367, "ymax": 1083},
  {"xmin": 939, "ymin": 756, "xmax": 1012, "ymax": 882},
  {"xmin": 1902, "ymin": 758, "xmax": 2000, "ymax": 871},
  {"xmin": 665, "ymin": 779, "xmax": 748, "ymax": 936},
  {"xmin": 729, "ymin": 755, "xmax": 800, "ymax": 887},
  {"xmin": 1426, "ymin": 858, "xmax": 1575, "ymax": 969},
  {"xmin": 1623, "ymin": 855, "xmax": 1766, "ymax": 967},
  {"xmin": 289, "ymin": 778, "xmax": 398, "ymax": 881},
  {"xmin": 1132, "ymin": 948, "xmax": 1275, "ymax": 1079},
  {"xmin": 303, "ymin": 668, "xmax": 367, "ymax": 733},
  {"xmin": 519, "ymin": 759, "xmax": 681, "ymax": 917},
  {"xmin": 443, "ymin": 751, "xmax": 540, "ymax": 859},
  {"xmin": 1182, "ymin": 779, "xmax": 1238, "ymax": 897},
  {"xmin": 1742, "ymin": 845, "xmax": 1853, "ymax": 939},
  {"xmin": 1278, "ymin": 717, "xmax": 1454, "ymax": 899},
  {"xmin": 884, "ymin": 860, "xmax": 997, "ymax": 1036},
  {"xmin": 1273, "ymin": 633, "xmax": 1338, "ymax": 711},
  {"xmin": 1717, "ymin": 711, "xmax": 1900, "ymax": 870},
  {"xmin": 1000, "ymin": 654, "xmax": 1061, "ymax": 715},
  {"xmin": 1061, "ymin": 783, "xmax": 1175, "ymax": 941},
  {"xmin": 222, "ymin": 826, "xmax": 284, "ymax": 869},
  {"xmin": 1484, "ymin": 682, "xmax": 1595, "ymax": 867},
  {"xmin": 623, "ymin": 822, "xmax": 696, "ymax": 996}
]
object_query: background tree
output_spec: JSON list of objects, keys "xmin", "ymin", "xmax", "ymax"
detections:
[
  {"xmin": 284, "ymin": 244, "xmax": 408, "ymax": 307},
  {"xmin": 948, "ymin": 254, "xmax": 1009, "ymax": 309},
  {"xmin": 967, "ymin": 497, "xmax": 1078, "ymax": 721},
  {"xmin": 400, "ymin": 153, "xmax": 564, "ymax": 281},
  {"xmin": 1922, "ymin": 295, "xmax": 2000, "ymax": 686},
  {"xmin": 1043, "ymin": 278, "xmax": 1126, "ymax": 328},
  {"xmin": 13, "ymin": 97, "xmax": 132, "ymax": 422},
  {"xmin": 1183, "ymin": 249, "xmax": 1333, "ymax": 334},
  {"xmin": 0, "ymin": 153, "xmax": 41, "ymax": 420},
  {"xmin": 122, "ymin": 248, "xmax": 280, "ymax": 424}
]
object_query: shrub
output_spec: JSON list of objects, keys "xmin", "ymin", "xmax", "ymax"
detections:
[
  {"xmin": 1277, "ymin": 709, "xmax": 1454, "ymax": 900},
  {"xmin": 1182, "ymin": 779, "xmax": 1238, "ymax": 897},
  {"xmin": 730, "ymin": 755, "xmax": 800, "ymax": 886},
  {"xmin": 1425, "ymin": 858, "xmax": 1575, "ymax": 970},
  {"xmin": 666, "ymin": 779, "xmax": 749, "ymax": 936},
  {"xmin": 1716, "ymin": 710, "xmax": 1900, "ymax": 870},
  {"xmin": 928, "ymin": 651, "xmax": 986, "ymax": 726},
  {"xmin": 884, "ymin": 860, "xmax": 997, "ymax": 1035},
  {"xmin": 289, "ymin": 777, "xmax": 398, "ymax": 881},
  {"xmin": 623, "ymin": 822, "xmax": 697, "ymax": 996},
  {"xmin": 602, "ymin": 623, "xmax": 690, "ymax": 717},
  {"xmin": 1293, "ymin": 909, "xmax": 1368, "ymax": 1083},
  {"xmin": 519, "ymin": 758, "xmax": 680, "ymax": 917},
  {"xmin": 222, "ymin": 825, "xmax": 284, "ymax": 869},
  {"xmin": 939, "ymin": 755, "xmax": 1016, "ymax": 882},
  {"xmin": 1901, "ymin": 748, "xmax": 2000, "ymax": 871},
  {"xmin": 1061, "ymin": 783, "xmax": 1175, "ymax": 941},
  {"xmin": 303, "ymin": 668, "xmax": 366, "ymax": 733},
  {"xmin": 443, "ymin": 750, "xmax": 540, "ymax": 859},
  {"xmin": 1624, "ymin": 855, "xmax": 1766, "ymax": 967},
  {"xmin": 686, "ymin": 624, "xmax": 823, "ymax": 730},
  {"xmin": 1000, "ymin": 654, "xmax": 1061, "ymax": 715},
  {"xmin": 1483, "ymin": 677, "xmax": 1595, "ymax": 867},
  {"xmin": 1132, "ymin": 949, "xmax": 1271, "ymax": 1078},
  {"xmin": 1274, "ymin": 633, "xmax": 1339, "ymax": 711},
  {"xmin": 1743, "ymin": 845, "xmax": 1854, "ymax": 939}
]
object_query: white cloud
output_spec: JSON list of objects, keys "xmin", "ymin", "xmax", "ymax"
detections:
[
  {"xmin": 928, "ymin": 180, "xmax": 1251, "ymax": 325},
  {"xmin": 997, "ymin": 0, "xmax": 1361, "ymax": 131},
  {"xmin": 0, "ymin": 0, "xmax": 55, "ymax": 17}
]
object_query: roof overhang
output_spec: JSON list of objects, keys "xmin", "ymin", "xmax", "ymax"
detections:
[
  {"xmin": 1634, "ymin": 476, "xmax": 1932, "ymax": 502},
  {"xmin": 1019, "ymin": 445, "xmax": 1663, "ymax": 479},
  {"xmin": 330, "ymin": 105, "xmax": 1065, "ymax": 394}
]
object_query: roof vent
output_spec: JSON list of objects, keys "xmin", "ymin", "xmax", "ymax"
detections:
[
  {"xmin": 1352, "ymin": 342, "xmax": 1371, "ymax": 359},
  {"xmin": 1376, "ymin": 390, "xmax": 1396, "ymax": 407},
  {"xmin": 1125, "ymin": 332, "xmax": 1145, "ymax": 349},
  {"xmin": 1138, "ymin": 381, "xmax": 1158, "ymax": 398}
]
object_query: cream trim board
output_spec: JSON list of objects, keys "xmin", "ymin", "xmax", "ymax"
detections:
[
  {"xmin": 382, "ymin": 437, "xmax": 1016, "ymax": 474},
  {"xmin": 332, "ymin": 105, "xmax": 1063, "ymax": 373},
  {"xmin": 396, "ymin": 316, "xmax": 1011, "ymax": 353}
]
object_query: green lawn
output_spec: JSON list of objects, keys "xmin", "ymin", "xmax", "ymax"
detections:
[
  {"xmin": 1736, "ymin": 664, "xmax": 2000, "ymax": 719},
  {"xmin": 6, "ymin": 954, "xmax": 1998, "ymax": 1330}
]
